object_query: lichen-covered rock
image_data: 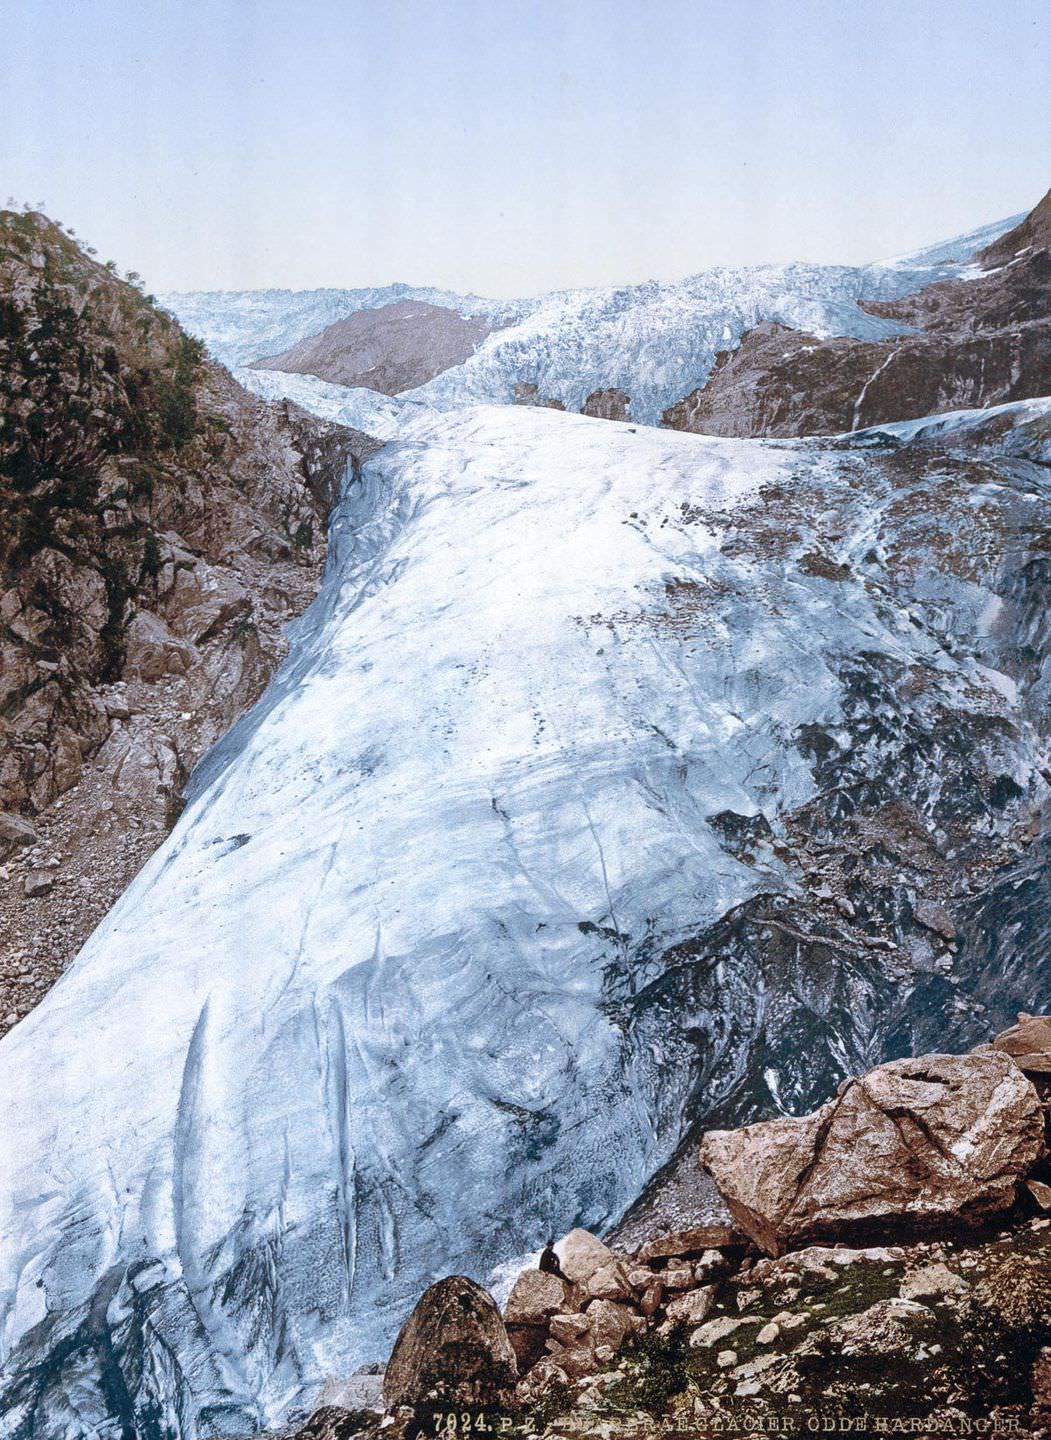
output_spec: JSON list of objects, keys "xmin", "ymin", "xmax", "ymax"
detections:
[
  {"xmin": 700, "ymin": 1051, "xmax": 1045, "ymax": 1255},
  {"xmin": 383, "ymin": 1275, "xmax": 517, "ymax": 1412},
  {"xmin": 664, "ymin": 1286, "xmax": 716, "ymax": 1326},
  {"xmin": 899, "ymin": 1262, "xmax": 967, "ymax": 1302}
]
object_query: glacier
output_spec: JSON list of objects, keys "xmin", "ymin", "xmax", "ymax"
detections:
[
  {"xmin": 162, "ymin": 213, "xmax": 1024, "ymax": 426},
  {"xmin": 1, "ymin": 396, "xmax": 1049, "ymax": 1439}
]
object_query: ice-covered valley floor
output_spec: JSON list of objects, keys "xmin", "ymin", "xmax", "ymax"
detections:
[{"xmin": 2, "ymin": 401, "xmax": 1050, "ymax": 1439}]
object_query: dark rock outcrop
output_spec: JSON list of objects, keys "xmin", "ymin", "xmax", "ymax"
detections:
[
  {"xmin": 512, "ymin": 381, "xmax": 566, "ymax": 410},
  {"xmin": 699, "ymin": 1050, "xmax": 1046, "ymax": 1255},
  {"xmin": 581, "ymin": 387, "xmax": 631, "ymax": 422},
  {"xmin": 383, "ymin": 1276, "xmax": 518, "ymax": 1414},
  {"xmin": 253, "ymin": 299, "xmax": 496, "ymax": 395}
]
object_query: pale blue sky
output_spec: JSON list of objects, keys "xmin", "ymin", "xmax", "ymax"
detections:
[{"xmin": 2, "ymin": 0, "xmax": 1049, "ymax": 296}]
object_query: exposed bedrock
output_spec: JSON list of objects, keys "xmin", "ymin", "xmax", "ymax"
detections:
[{"xmin": 663, "ymin": 189, "xmax": 1051, "ymax": 437}]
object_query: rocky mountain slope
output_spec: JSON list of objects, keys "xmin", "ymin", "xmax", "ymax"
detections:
[
  {"xmin": 663, "ymin": 189, "xmax": 1051, "ymax": 437},
  {"xmin": 158, "ymin": 283, "xmax": 520, "ymax": 371},
  {"xmin": 250, "ymin": 300, "xmax": 499, "ymax": 395},
  {"xmin": 164, "ymin": 214, "xmax": 1020, "ymax": 425},
  {"xmin": 1, "ymin": 384, "xmax": 1048, "ymax": 1437},
  {"xmin": 0, "ymin": 211, "xmax": 376, "ymax": 1034}
]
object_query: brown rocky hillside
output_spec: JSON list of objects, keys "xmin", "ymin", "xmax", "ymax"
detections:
[
  {"xmin": 0, "ymin": 210, "xmax": 379, "ymax": 1033},
  {"xmin": 251, "ymin": 298, "xmax": 497, "ymax": 394},
  {"xmin": 663, "ymin": 187, "xmax": 1051, "ymax": 438}
]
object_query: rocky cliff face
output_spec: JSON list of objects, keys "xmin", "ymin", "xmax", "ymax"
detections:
[
  {"xmin": 663, "ymin": 189, "xmax": 1051, "ymax": 437},
  {"xmin": 0, "ymin": 211, "xmax": 376, "ymax": 1032},
  {"xmin": 251, "ymin": 299, "xmax": 499, "ymax": 395}
]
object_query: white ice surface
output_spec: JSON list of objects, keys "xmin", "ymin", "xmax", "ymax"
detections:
[
  {"xmin": 235, "ymin": 367, "xmax": 415, "ymax": 439},
  {"xmin": 1, "ymin": 403, "xmax": 1041, "ymax": 1436}
]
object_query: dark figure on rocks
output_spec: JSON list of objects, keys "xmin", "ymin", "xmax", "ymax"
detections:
[{"xmin": 538, "ymin": 1239, "xmax": 566, "ymax": 1279}]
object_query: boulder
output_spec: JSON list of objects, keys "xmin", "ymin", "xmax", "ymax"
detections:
[
  {"xmin": 548, "ymin": 1312, "xmax": 590, "ymax": 1346},
  {"xmin": 636, "ymin": 1224, "xmax": 741, "ymax": 1262},
  {"xmin": 638, "ymin": 1280, "xmax": 663, "ymax": 1317},
  {"xmin": 665, "ymin": 1286, "xmax": 716, "ymax": 1327},
  {"xmin": 898, "ymin": 1263, "xmax": 967, "ymax": 1303},
  {"xmin": 542, "ymin": 1339, "xmax": 596, "ymax": 1382},
  {"xmin": 23, "ymin": 871, "xmax": 54, "ymax": 898},
  {"xmin": 586, "ymin": 1261, "xmax": 634, "ymax": 1302},
  {"xmin": 912, "ymin": 898, "xmax": 957, "ymax": 941},
  {"xmin": 504, "ymin": 1269, "xmax": 570, "ymax": 1324},
  {"xmin": 992, "ymin": 1014, "xmax": 1051, "ymax": 1075},
  {"xmin": 0, "ymin": 811, "xmax": 37, "ymax": 853},
  {"xmin": 555, "ymin": 1228, "xmax": 616, "ymax": 1284},
  {"xmin": 662, "ymin": 1264, "xmax": 694, "ymax": 1291},
  {"xmin": 699, "ymin": 1051, "xmax": 1045, "ymax": 1256},
  {"xmin": 584, "ymin": 1299, "xmax": 635, "ymax": 1353},
  {"xmin": 1028, "ymin": 1180, "xmax": 1051, "ymax": 1210},
  {"xmin": 690, "ymin": 1315, "xmax": 747, "ymax": 1348},
  {"xmin": 694, "ymin": 1249, "xmax": 732, "ymax": 1283},
  {"xmin": 383, "ymin": 1276, "xmax": 517, "ymax": 1412}
]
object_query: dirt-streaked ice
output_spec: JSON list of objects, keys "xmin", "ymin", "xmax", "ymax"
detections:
[{"xmin": 1, "ymin": 403, "xmax": 1046, "ymax": 1439}]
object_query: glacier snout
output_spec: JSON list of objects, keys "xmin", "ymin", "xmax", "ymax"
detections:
[{"xmin": 1, "ymin": 404, "xmax": 1049, "ymax": 1438}]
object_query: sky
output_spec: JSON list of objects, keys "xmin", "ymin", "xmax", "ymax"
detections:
[{"xmin": 1, "ymin": 0, "xmax": 1049, "ymax": 297}]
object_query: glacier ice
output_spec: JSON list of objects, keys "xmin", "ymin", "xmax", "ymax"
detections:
[
  {"xmin": 162, "ymin": 213, "xmax": 1023, "ymax": 426},
  {"xmin": 1, "ymin": 401, "xmax": 1049, "ymax": 1438},
  {"xmin": 234, "ymin": 367, "xmax": 414, "ymax": 440}
]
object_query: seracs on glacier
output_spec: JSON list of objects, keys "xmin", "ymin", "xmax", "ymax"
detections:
[
  {"xmin": 2, "ymin": 398, "xmax": 1049, "ymax": 1439},
  {"xmin": 163, "ymin": 213, "xmax": 1023, "ymax": 426}
]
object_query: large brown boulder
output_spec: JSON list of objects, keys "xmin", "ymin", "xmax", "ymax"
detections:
[
  {"xmin": 699, "ymin": 1051, "xmax": 1045, "ymax": 1256},
  {"xmin": 383, "ymin": 1276, "xmax": 517, "ymax": 1413},
  {"xmin": 554, "ymin": 1228, "xmax": 616, "ymax": 1284},
  {"xmin": 635, "ymin": 1224, "xmax": 742, "ymax": 1262},
  {"xmin": 503, "ymin": 1268, "xmax": 572, "ymax": 1374},
  {"xmin": 504, "ymin": 1269, "xmax": 569, "ymax": 1325},
  {"xmin": 992, "ymin": 1014, "xmax": 1051, "ymax": 1075}
]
